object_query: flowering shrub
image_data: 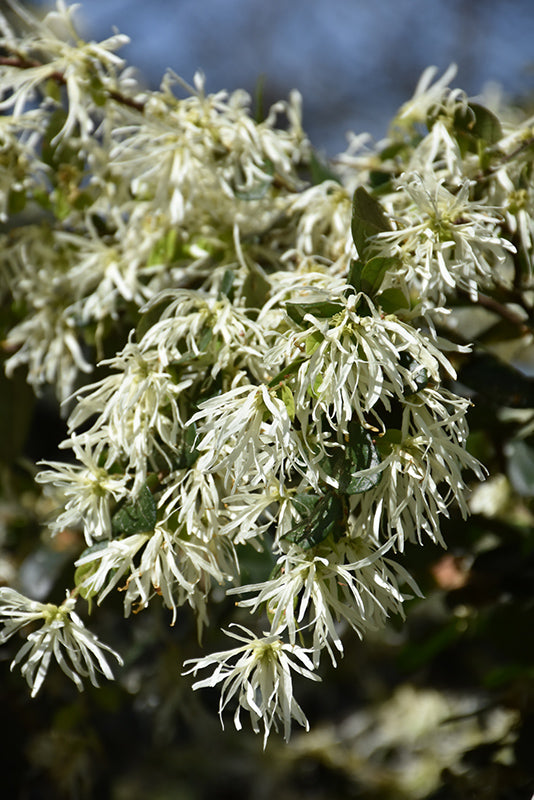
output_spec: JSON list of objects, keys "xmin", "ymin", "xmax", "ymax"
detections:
[{"xmin": 1, "ymin": 0, "xmax": 533, "ymax": 751}]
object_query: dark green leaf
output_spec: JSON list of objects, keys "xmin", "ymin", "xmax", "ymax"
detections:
[
  {"xmin": 453, "ymin": 103, "xmax": 503, "ymax": 157},
  {"xmin": 376, "ymin": 428, "xmax": 403, "ymax": 457},
  {"xmin": 347, "ymin": 259, "xmax": 364, "ymax": 292},
  {"xmin": 369, "ymin": 170, "xmax": 391, "ymax": 190},
  {"xmin": 321, "ymin": 423, "xmax": 382, "ymax": 495},
  {"xmin": 458, "ymin": 103, "xmax": 503, "ymax": 145},
  {"xmin": 176, "ymin": 422, "xmax": 200, "ymax": 469},
  {"xmin": 351, "ymin": 186, "xmax": 391, "ymax": 259},
  {"xmin": 242, "ymin": 266, "xmax": 270, "ymax": 310},
  {"xmin": 112, "ymin": 484, "xmax": 157, "ymax": 536},
  {"xmin": 342, "ymin": 422, "xmax": 382, "ymax": 494},
  {"xmin": 284, "ymin": 491, "xmax": 347, "ymax": 549}
]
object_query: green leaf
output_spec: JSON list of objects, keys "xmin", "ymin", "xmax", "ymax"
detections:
[
  {"xmin": 176, "ymin": 422, "xmax": 200, "ymax": 469},
  {"xmin": 220, "ymin": 268, "xmax": 235, "ymax": 299},
  {"xmin": 198, "ymin": 326, "xmax": 213, "ymax": 352},
  {"xmin": 453, "ymin": 103, "xmax": 503, "ymax": 157},
  {"xmin": 459, "ymin": 103, "xmax": 503, "ymax": 145},
  {"xmin": 342, "ymin": 422, "xmax": 382, "ymax": 494},
  {"xmin": 112, "ymin": 484, "xmax": 157, "ymax": 536},
  {"xmin": 375, "ymin": 428, "xmax": 403, "ymax": 457},
  {"xmin": 369, "ymin": 170, "xmax": 391, "ymax": 191},
  {"xmin": 347, "ymin": 259, "xmax": 364, "ymax": 292},
  {"xmin": 268, "ymin": 356, "xmax": 306, "ymax": 388},
  {"xmin": 359, "ymin": 256, "xmax": 398, "ymax": 297},
  {"xmin": 284, "ymin": 491, "xmax": 347, "ymax": 549},
  {"xmin": 309, "ymin": 151, "xmax": 342, "ymax": 185},
  {"xmin": 242, "ymin": 265, "xmax": 270, "ymax": 310},
  {"xmin": 376, "ymin": 288, "xmax": 410, "ymax": 314},
  {"xmin": 305, "ymin": 329, "xmax": 323, "ymax": 356},
  {"xmin": 321, "ymin": 423, "xmax": 382, "ymax": 495},
  {"xmin": 285, "ymin": 300, "xmax": 344, "ymax": 326},
  {"xmin": 351, "ymin": 186, "xmax": 391, "ymax": 259}
]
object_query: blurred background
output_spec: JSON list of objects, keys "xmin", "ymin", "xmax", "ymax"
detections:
[{"xmin": 36, "ymin": 0, "xmax": 534, "ymax": 153}]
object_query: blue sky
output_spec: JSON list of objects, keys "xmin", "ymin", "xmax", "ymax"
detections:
[{"xmin": 34, "ymin": 0, "xmax": 534, "ymax": 153}]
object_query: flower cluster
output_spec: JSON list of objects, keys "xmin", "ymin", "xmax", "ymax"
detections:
[
  {"xmin": 1, "ymin": 1, "xmax": 531, "ymax": 744},
  {"xmin": 0, "ymin": 588, "xmax": 122, "ymax": 697}
]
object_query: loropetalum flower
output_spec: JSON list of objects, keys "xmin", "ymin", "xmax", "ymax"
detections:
[
  {"xmin": 36, "ymin": 436, "xmax": 130, "ymax": 543},
  {"xmin": 2, "ymin": 3, "xmax": 525, "ymax": 743},
  {"xmin": 229, "ymin": 538, "xmax": 419, "ymax": 667},
  {"xmin": 66, "ymin": 341, "xmax": 194, "ymax": 491},
  {"xmin": 183, "ymin": 624, "xmax": 320, "ymax": 747},
  {"xmin": 372, "ymin": 170, "xmax": 516, "ymax": 303},
  {"xmin": 0, "ymin": 588, "xmax": 122, "ymax": 697}
]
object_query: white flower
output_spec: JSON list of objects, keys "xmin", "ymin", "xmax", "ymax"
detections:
[
  {"xmin": 67, "ymin": 341, "xmax": 192, "ymax": 489},
  {"xmin": 0, "ymin": 588, "xmax": 122, "ymax": 697},
  {"xmin": 3, "ymin": 230, "xmax": 94, "ymax": 400},
  {"xmin": 354, "ymin": 391, "xmax": 485, "ymax": 549},
  {"xmin": 76, "ymin": 523, "xmax": 235, "ymax": 631},
  {"xmin": 0, "ymin": 0, "xmax": 130, "ymax": 139},
  {"xmin": 36, "ymin": 436, "xmax": 129, "ymax": 543},
  {"xmin": 288, "ymin": 181, "xmax": 352, "ymax": 264},
  {"xmin": 139, "ymin": 288, "xmax": 268, "ymax": 377},
  {"xmin": 192, "ymin": 382, "xmax": 296, "ymax": 488},
  {"xmin": 231, "ymin": 537, "xmax": 416, "ymax": 666},
  {"xmin": 374, "ymin": 171, "xmax": 515, "ymax": 302},
  {"xmin": 183, "ymin": 624, "xmax": 320, "ymax": 746},
  {"xmin": 394, "ymin": 64, "xmax": 464, "ymax": 129},
  {"xmin": 269, "ymin": 293, "xmax": 453, "ymax": 431},
  {"xmin": 74, "ymin": 533, "xmax": 149, "ymax": 604}
]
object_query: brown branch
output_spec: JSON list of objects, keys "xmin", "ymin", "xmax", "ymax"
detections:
[
  {"xmin": 0, "ymin": 54, "xmax": 145, "ymax": 113},
  {"xmin": 463, "ymin": 290, "xmax": 533, "ymax": 336}
]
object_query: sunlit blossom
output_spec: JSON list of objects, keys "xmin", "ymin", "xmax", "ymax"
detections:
[
  {"xmin": 183, "ymin": 624, "xmax": 320, "ymax": 746},
  {"xmin": 0, "ymin": 588, "xmax": 122, "ymax": 696}
]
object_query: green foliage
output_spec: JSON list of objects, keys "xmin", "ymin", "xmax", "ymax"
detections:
[
  {"xmin": 111, "ymin": 484, "xmax": 157, "ymax": 536},
  {"xmin": 351, "ymin": 186, "xmax": 391, "ymax": 259}
]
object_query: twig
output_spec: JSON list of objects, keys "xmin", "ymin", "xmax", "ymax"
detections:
[{"xmin": 0, "ymin": 54, "xmax": 145, "ymax": 113}]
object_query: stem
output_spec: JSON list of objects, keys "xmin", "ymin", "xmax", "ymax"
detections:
[
  {"xmin": 0, "ymin": 54, "xmax": 145, "ymax": 113},
  {"xmin": 463, "ymin": 290, "xmax": 533, "ymax": 336}
]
